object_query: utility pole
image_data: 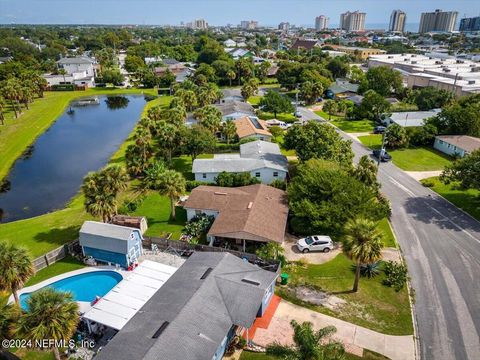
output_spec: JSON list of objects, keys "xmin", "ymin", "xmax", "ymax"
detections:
[{"xmin": 378, "ymin": 125, "xmax": 388, "ymax": 166}]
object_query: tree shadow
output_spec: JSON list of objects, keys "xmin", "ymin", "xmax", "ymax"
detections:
[{"xmin": 33, "ymin": 225, "xmax": 81, "ymax": 247}]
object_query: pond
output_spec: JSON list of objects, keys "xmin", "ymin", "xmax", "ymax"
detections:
[{"xmin": 0, "ymin": 95, "xmax": 147, "ymax": 223}]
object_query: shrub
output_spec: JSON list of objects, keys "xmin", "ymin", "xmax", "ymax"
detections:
[
  {"xmin": 214, "ymin": 142, "xmax": 240, "ymax": 153},
  {"xmin": 215, "ymin": 171, "xmax": 260, "ymax": 187},
  {"xmin": 270, "ymin": 179, "xmax": 287, "ymax": 190},
  {"xmin": 383, "ymin": 261, "xmax": 408, "ymax": 291},
  {"xmin": 420, "ymin": 178, "xmax": 435, "ymax": 187},
  {"xmin": 352, "ymin": 262, "xmax": 380, "ymax": 278},
  {"xmin": 183, "ymin": 214, "xmax": 215, "ymax": 238},
  {"xmin": 51, "ymin": 84, "xmax": 75, "ymax": 91},
  {"xmin": 186, "ymin": 180, "xmax": 212, "ymax": 191},
  {"xmin": 119, "ymin": 195, "xmax": 145, "ymax": 213}
]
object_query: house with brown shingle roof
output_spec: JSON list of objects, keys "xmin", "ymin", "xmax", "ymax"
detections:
[
  {"xmin": 290, "ymin": 38, "xmax": 321, "ymax": 51},
  {"xmin": 434, "ymin": 135, "xmax": 480, "ymax": 158},
  {"xmin": 183, "ymin": 184, "xmax": 288, "ymax": 250},
  {"xmin": 235, "ymin": 116, "xmax": 272, "ymax": 142}
]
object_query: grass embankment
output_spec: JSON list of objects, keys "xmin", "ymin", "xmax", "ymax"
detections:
[
  {"xmin": 358, "ymin": 134, "xmax": 452, "ymax": 171},
  {"xmin": 424, "ymin": 177, "xmax": 480, "ymax": 220},
  {"xmin": 278, "ymin": 254, "xmax": 413, "ymax": 336},
  {"xmin": 0, "ymin": 92, "xmax": 174, "ymax": 257}
]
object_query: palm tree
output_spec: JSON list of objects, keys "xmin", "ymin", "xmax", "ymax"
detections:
[
  {"xmin": 160, "ymin": 170, "xmax": 186, "ymax": 220},
  {"xmin": 343, "ymin": 218, "xmax": 384, "ymax": 293},
  {"xmin": 221, "ymin": 120, "xmax": 237, "ymax": 144},
  {"xmin": 15, "ymin": 288, "xmax": 79, "ymax": 360},
  {"xmin": 57, "ymin": 68, "xmax": 68, "ymax": 84},
  {"xmin": 322, "ymin": 100, "xmax": 338, "ymax": 120},
  {"xmin": 1, "ymin": 79, "xmax": 22, "ymax": 118},
  {"xmin": 0, "ymin": 242, "xmax": 35, "ymax": 305},
  {"xmin": 20, "ymin": 85, "xmax": 34, "ymax": 110},
  {"xmin": 0, "ymin": 96, "xmax": 6, "ymax": 125},
  {"xmin": 266, "ymin": 320, "xmax": 345, "ymax": 360},
  {"xmin": 226, "ymin": 70, "xmax": 236, "ymax": 87},
  {"xmin": 0, "ymin": 303, "xmax": 18, "ymax": 341}
]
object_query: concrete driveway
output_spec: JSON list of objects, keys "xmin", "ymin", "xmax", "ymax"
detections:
[{"xmin": 283, "ymin": 234, "xmax": 340, "ymax": 264}]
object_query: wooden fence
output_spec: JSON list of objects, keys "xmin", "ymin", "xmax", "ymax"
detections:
[{"xmin": 32, "ymin": 240, "xmax": 79, "ymax": 271}]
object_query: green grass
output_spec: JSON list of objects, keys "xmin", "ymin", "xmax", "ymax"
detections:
[
  {"xmin": 314, "ymin": 110, "xmax": 344, "ymax": 121},
  {"xmin": 171, "ymin": 154, "xmax": 213, "ymax": 181},
  {"xmin": 331, "ymin": 119, "xmax": 376, "ymax": 133},
  {"xmin": 248, "ymin": 96, "xmax": 262, "ymax": 106},
  {"xmin": 25, "ymin": 256, "xmax": 85, "ymax": 287},
  {"xmin": 258, "ymin": 111, "xmax": 297, "ymax": 122},
  {"xmin": 240, "ymin": 352, "xmax": 277, "ymax": 360},
  {"xmin": 240, "ymin": 348, "xmax": 390, "ymax": 359},
  {"xmin": 279, "ymin": 254, "xmax": 413, "ymax": 336},
  {"xmin": 12, "ymin": 350, "xmax": 55, "ymax": 360},
  {"xmin": 377, "ymin": 218, "xmax": 396, "ymax": 248},
  {"xmin": 358, "ymin": 135, "xmax": 452, "ymax": 171},
  {"xmin": 273, "ymin": 134, "xmax": 296, "ymax": 157},
  {"xmin": 426, "ymin": 177, "xmax": 480, "ymax": 221}
]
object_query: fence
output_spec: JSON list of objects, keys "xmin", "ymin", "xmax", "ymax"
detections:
[{"xmin": 32, "ymin": 240, "xmax": 79, "ymax": 271}]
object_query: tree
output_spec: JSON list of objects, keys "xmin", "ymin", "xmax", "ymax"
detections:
[
  {"xmin": 0, "ymin": 303, "xmax": 17, "ymax": 341},
  {"xmin": 124, "ymin": 54, "xmax": 145, "ymax": 73},
  {"xmin": 299, "ymin": 81, "xmax": 324, "ymax": 105},
  {"xmin": 176, "ymin": 89, "xmax": 197, "ymax": 111},
  {"xmin": 241, "ymin": 78, "xmax": 259, "ymax": 100},
  {"xmin": 0, "ymin": 242, "xmax": 35, "ymax": 305},
  {"xmin": 215, "ymin": 172, "xmax": 260, "ymax": 187},
  {"xmin": 158, "ymin": 69, "xmax": 176, "ymax": 88},
  {"xmin": 361, "ymin": 66, "xmax": 403, "ymax": 96},
  {"xmin": 256, "ymin": 242, "xmax": 285, "ymax": 262},
  {"xmin": 357, "ymin": 90, "xmax": 391, "ymax": 121},
  {"xmin": 196, "ymin": 84, "xmax": 221, "ymax": 107},
  {"xmin": 226, "ymin": 69, "xmax": 236, "ymax": 87},
  {"xmin": 0, "ymin": 96, "xmax": 5, "ymax": 125},
  {"xmin": 156, "ymin": 120, "xmax": 184, "ymax": 162},
  {"xmin": 1, "ymin": 78, "xmax": 22, "ymax": 118},
  {"xmin": 284, "ymin": 122, "xmax": 354, "ymax": 166},
  {"xmin": 349, "ymin": 65, "xmax": 366, "ymax": 84},
  {"xmin": 385, "ymin": 123, "xmax": 408, "ymax": 149},
  {"xmin": 440, "ymin": 149, "xmax": 480, "ymax": 191},
  {"xmin": 413, "ymin": 87, "xmax": 454, "ymax": 111},
  {"xmin": 194, "ymin": 105, "xmax": 222, "ymax": 134},
  {"xmin": 322, "ymin": 100, "xmax": 338, "ymax": 120},
  {"xmin": 287, "ymin": 159, "xmax": 390, "ymax": 236},
  {"xmin": 15, "ymin": 288, "xmax": 79, "ymax": 360},
  {"xmin": 100, "ymin": 68, "xmax": 124, "ymax": 85},
  {"xmin": 259, "ymin": 90, "xmax": 294, "ymax": 118},
  {"xmin": 221, "ymin": 120, "xmax": 237, "ymax": 144},
  {"xmin": 327, "ymin": 57, "xmax": 349, "ymax": 79},
  {"xmin": 343, "ymin": 218, "xmax": 384, "ymax": 292},
  {"xmin": 353, "ymin": 155, "xmax": 380, "ymax": 192},
  {"xmin": 82, "ymin": 165, "xmax": 128, "ymax": 222},
  {"xmin": 266, "ymin": 320, "xmax": 345, "ymax": 360},
  {"xmin": 184, "ymin": 124, "xmax": 216, "ymax": 161}
]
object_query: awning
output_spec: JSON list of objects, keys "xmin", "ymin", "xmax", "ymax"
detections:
[{"xmin": 82, "ymin": 260, "xmax": 178, "ymax": 330}]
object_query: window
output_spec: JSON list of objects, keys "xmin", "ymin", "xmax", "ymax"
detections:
[
  {"xmin": 273, "ymin": 172, "xmax": 278, "ymax": 177},
  {"xmin": 255, "ymin": 172, "xmax": 261, "ymax": 177},
  {"xmin": 195, "ymin": 210, "xmax": 202, "ymax": 216},
  {"xmin": 202, "ymin": 173, "xmax": 207, "ymax": 179}
]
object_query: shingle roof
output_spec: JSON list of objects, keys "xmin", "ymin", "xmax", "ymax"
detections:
[
  {"xmin": 95, "ymin": 252, "xmax": 277, "ymax": 360},
  {"xmin": 184, "ymin": 184, "xmax": 288, "ymax": 243},
  {"xmin": 192, "ymin": 140, "xmax": 288, "ymax": 174},
  {"xmin": 436, "ymin": 135, "xmax": 480, "ymax": 153},
  {"xmin": 235, "ymin": 116, "xmax": 272, "ymax": 139},
  {"xmin": 328, "ymin": 82, "xmax": 360, "ymax": 94},
  {"xmin": 57, "ymin": 56, "xmax": 94, "ymax": 65},
  {"xmin": 215, "ymin": 101, "xmax": 255, "ymax": 117},
  {"xmin": 290, "ymin": 39, "xmax": 319, "ymax": 50}
]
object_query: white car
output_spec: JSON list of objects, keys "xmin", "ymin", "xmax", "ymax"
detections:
[{"xmin": 296, "ymin": 235, "xmax": 334, "ymax": 253}]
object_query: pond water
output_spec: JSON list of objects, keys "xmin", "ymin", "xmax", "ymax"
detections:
[{"xmin": 0, "ymin": 95, "xmax": 147, "ymax": 223}]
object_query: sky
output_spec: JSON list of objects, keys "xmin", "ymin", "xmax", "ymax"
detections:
[{"xmin": 1, "ymin": 0, "xmax": 479, "ymax": 28}]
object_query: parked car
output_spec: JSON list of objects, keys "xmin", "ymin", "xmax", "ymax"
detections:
[
  {"xmin": 294, "ymin": 111, "xmax": 303, "ymax": 118},
  {"xmin": 372, "ymin": 149, "xmax": 392, "ymax": 162},
  {"xmin": 296, "ymin": 235, "xmax": 334, "ymax": 253},
  {"xmin": 373, "ymin": 126, "xmax": 387, "ymax": 134}
]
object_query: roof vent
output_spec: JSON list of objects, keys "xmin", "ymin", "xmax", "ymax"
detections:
[
  {"xmin": 200, "ymin": 267, "xmax": 213, "ymax": 279},
  {"xmin": 443, "ymin": 68, "xmax": 451, "ymax": 72},
  {"xmin": 241, "ymin": 279, "xmax": 260, "ymax": 286},
  {"xmin": 152, "ymin": 321, "xmax": 169, "ymax": 339},
  {"xmin": 214, "ymin": 192, "xmax": 227, "ymax": 195},
  {"xmin": 468, "ymin": 80, "xmax": 476, "ymax": 85},
  {"xmin": 247, "ymin": 202, "xmax": 253, "ymax": 209}
]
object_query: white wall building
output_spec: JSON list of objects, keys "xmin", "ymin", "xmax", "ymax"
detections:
[
  {"xmin": 315, "ymin": 15, "xmax": 329, "ymax": 31},
  {"xmin": 389, "ymin": 10, "xmax": 406, "ymax": 33},
  {"xmin": 340, "ymin": 11, "xmax": 366, "ymax": 32},
  {"xmin": 44, "ymin": 57, "xmax": 97, "ymax": 87},
  {"xmin": 419, "ymin": 9, "xmax": 458, "ymax": 33},
  {"xmin": 434, "ymin": 135, "xmax": 480, "ymax": 158}
]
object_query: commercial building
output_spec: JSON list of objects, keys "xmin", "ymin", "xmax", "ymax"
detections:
[
  {"xmin": 186, "ymin": 19, "xmax": 208, "ymax": 30},
  {"xmin": 368, "ymin": 53, "xmax": 480, "ymax": 96},
  {"xmin": 389, "ymin": 10, "xmax": 406, "ymax": 33},
  {"xmin": 340, "ymin": 11, "xmax": 366, "ymax": 32},
  {"xmin": 241, "ymin": 20, "xmax": 258, "ymax": 30},
  {"xmin": 333, "ymin": 46, "xmax": 386, "ymax": 60},
  {"xmin": 419, "ymin": 10, "xmax": 458, "ymax": 33},
  {"xmin": 278, "ymin": 22, "xmax": 290, "ymax": 31},
  {"xmin": 315, "ymin": 15, "xmax": 329, "ymax": 31},
  {"xmin": 459, "ymin": 16, "xmax": 480, "ymax": 32}
]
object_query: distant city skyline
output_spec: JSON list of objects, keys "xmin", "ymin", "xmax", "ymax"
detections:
[{"xmin": 1, "ymin": 0, "xmax": 479, "ymax": 28}]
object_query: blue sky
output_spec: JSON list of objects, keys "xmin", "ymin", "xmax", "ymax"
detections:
[{"xmin": 0, "ymin": 0, "xmax": 479, "ymax": 26}]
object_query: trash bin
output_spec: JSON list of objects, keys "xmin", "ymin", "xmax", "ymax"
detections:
[{"xmin": 280, "ymin": 273, "xmax": 289, "ymax": 285}]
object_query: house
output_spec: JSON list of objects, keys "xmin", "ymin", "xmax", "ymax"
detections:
[
  {"xmin": 382, "ymin": 109, "xmax": 440, "ymax": 127},
  {"xmin": 95, "ymin": 252, "xmax": 278, "ymax": 360},
  {"xmin": 227, "ymin": 48, "xmax": 254, "ymax": 60},
  {"xmin": 192, "ymin": 140, "xmax": 288, "ymax": 183},
  {"xmin": 325, "ymin": 79, "xmax": 360, "ymax": 99},
  {"xmin": 434, "ymin": 135, "xmax": 480, "ymax": 157},
  {"xmin": 79, "ymin": 221, "xmax": 143, "ymax": 268},
  {"xmin": 221, "ymin": 89, "xmax": 246, "ymax": 103},
  {"xmin": 183, "ymin": 184, "xmax": 288, "ymax": 248},
  {"xmin": 290, "ymin": 38, "xmax": 321, "ymax": 51},
  {"xmin": 235, "ymin": 116, "xmax": 272, "ymax": 141},
  {"xmin": 224, "ymin": 39, "xmax": 237, "ymax": 48},
  {"xmin": 44, "ymin": 56, "xmax": 96, "ymax": 87},
  {"xmin": 215, "ymin": 101, "xmax": 256, "ymax": 120},
  {"xmin": 110, "ymin": 215, "xmax": 148, "ymax": 235},
  {"xmin": 155, "ymin": 63, "xmax": 193, "ymax": 83}
]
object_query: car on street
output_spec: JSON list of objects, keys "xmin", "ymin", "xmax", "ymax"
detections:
[
  {"xmin": 296, "ymin": 235, "xmax": 334, "ymax": 253},
  {"xmin": 373, "ymin": 126, "xmax": 387, "ymax": 134},
  {"xmin": 372, "ymin": 149, "xmax": 392, "ymax": 162},
  {"xmin": 294, "ymin": 111, "xmax": 303, "ymax": 118}
]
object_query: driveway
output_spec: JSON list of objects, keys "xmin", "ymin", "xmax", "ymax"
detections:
[
  {"xmin": 253, "ymin": 300, "xmax": 415, "ymax": 360},
  {"xmin": 283, "ymin": 234, "xmax": 340, "ymax": 264}
]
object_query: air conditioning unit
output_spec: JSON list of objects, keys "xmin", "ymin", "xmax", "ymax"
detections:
[
  {"xmin": 435, "ymin": 60, "xmax": 443, "ymax": 65},
  {"xmin": 443, "ymin": 68, "xmax": 451, "ymax": 72},
  {"xmin": 411, "ymin": 61, "xmax": 417, "ymax": 64},
  {"xmin": 456, "ymin": 60, "xmax": 465, "ymax": 64},
  {"xmin": 468, "ymin": 80, "xmax": 476, "ymax": 85},
  {"xmin": 471, "ymin": 67, "xmax": 480, "ymax": 72}
]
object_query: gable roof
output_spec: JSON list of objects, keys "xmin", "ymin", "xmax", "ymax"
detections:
[
  {"xmin": 80, "ymin": 221, "xmax": 137, "ymax": 241},
  {"xmin": 215, "ymin": 101, "xmax": 255, "ymax": 117},
  {"xmin": 192, "ymin": 140, "xmax": 288, "ymax": 174},
  {"xmin": 79, "ymin": 221, "xmax": 141, "ymax": 254},
  {"xmin": 389, "ymin": 109, "xmax": 440, "ymax": 127},
  {"xmin": 436, "ymin": 135, "xmax": 480, "ymax": 153},
  {"xmin": 290, "ymin": 38, "xmax": 320, "ymax": 50},
  {"xmin": 95, "ymin": 252, "xmax": 277, "ymax": 360},
  {"xmin": 57, "ymin": 56, "xmax": 94, "ymax": 65},
  {"xmin": 328, "ymin": 82, "xmax": 360, "ymax": 95},
  {"xmin": 184, "ymin": 184, "xmax": 288, "ymax": 243},
  {"xmin": 235, "ymin": 116, "xmax": 272, "ymax": 139}
]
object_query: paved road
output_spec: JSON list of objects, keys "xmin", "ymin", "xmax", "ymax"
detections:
[{"xmin": 302, "ymin": 108, "xmax": 480, "ymax": 360}]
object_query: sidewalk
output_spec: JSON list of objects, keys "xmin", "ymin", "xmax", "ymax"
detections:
[{"xmin": 253, "ymin": 300, "xmax": 415, "ymax": 360}]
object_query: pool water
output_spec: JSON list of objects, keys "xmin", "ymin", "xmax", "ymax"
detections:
[{"xmin": 20, "ymin": 271, "xmax": 123, "ymax": 309}]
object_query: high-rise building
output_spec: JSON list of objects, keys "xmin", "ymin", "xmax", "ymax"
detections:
[
  {"xmin": 186, "ymin": 19, "xmax": 208, "ymax": 30},
  {"xmin": 340, "ymin": 11, "xmax": 366, "ymax": 32},
  {"xmin": 315, "ymin": 15, "xmax": 329, "ymax": 31},
  {"xmin": 419, "ymin": 9, "xmax": 458, "ymax": 33},
  {"xmin": 240, "ymin": 20, "xmax": 258, "ymax": 30},
  {"xmin": 389, "ymin": 10, "xmax": 406, "ymax": 33},
  {"xmin": 459, "ymin": 16, "xmax": 480, "ymax": 32},
  {"xmin": 278, "ymin": 22, "xmax": 290, "ymax": 31}
]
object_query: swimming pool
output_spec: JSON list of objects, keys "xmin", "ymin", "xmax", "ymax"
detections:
[{"xmin": 20, "ymin": 270, "xmax": 123, "ymax": 309}]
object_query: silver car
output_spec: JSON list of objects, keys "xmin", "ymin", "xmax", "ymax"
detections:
[{"xmin": 296, "ymin": 235, "xmax": 334, "ymax": 253}]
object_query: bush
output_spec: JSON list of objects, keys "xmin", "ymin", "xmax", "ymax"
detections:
[
  {"xmin": 215, "ymin": 171, "xmax": 260, "ymax": 187},
  {"xmin": 51, "ymin": 84, "xmax": 75, "ymax": 91},
  {"xmin": 183, "ymin": 214, "xmax": 215, "ymax": 238},
  {"xmin": 214, "ymin": 142, "xmax": 240, "ymax": 153},
  {"xmin": 119, "ymin": 195, "xmax": 145, "ymax": 213},
  {"xmin": 186, "ymin": 180, "xmax": 212, "ymax": 191},
  {"xmin": 270, "ymin": 179, "xmax": 287, "ymax": 190},
  {"xmin": 353, "ymin": 262, "xmax": 380, "ymax": 278},
  {"xmin": 420, "ymin": 178, "xmax": 435, "ymax": 187},
  {"xmin": 383, "ymin": 261, "xmax": 408, "ymax": 291}
]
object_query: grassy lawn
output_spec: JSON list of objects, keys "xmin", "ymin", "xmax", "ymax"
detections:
[
  {"xmin": 240, "ymin": 350, "xmax": 389, "ymax": 360},
  {"xmin": 314, "ymin": 110, "xmax": 343, "ymax": 121},
  {"xmin": 0, "ymin": 92, "xmax": 172, "ymax": 258},
  {"xmin": 358, "ymin": 135, "xmax": 452, "ymax": 171},
  {"xmin": 377, "ymin": 218, "xmax": 396, "ymax": 248},
  {"xmin": 273, "ymin": 134, "xmax": 296, "ymax": 157},
  {"xmin": 331, "ymin": 119, "xmax": 375, "ymax": 133},
  {"xmin": 25, "ymin": 256, "xmax": 85, "ymax": 287},
  {"xmin": 248, "ymin": 95, "xmax": 262, "ymax": 106},
  {"xmin": 425, "ymin": 177, "xmax": 480, "ymax": 221},
  {"xmin": 279, "ymin": 254, "xmax": 413, "ymax": 336},
  {"xmin": 258, "ymin": 111, "xmax": 297, "ymax": 123}
]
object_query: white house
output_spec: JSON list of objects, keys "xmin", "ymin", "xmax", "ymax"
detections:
[
  {"xmin": 44, "ymin": 56, "xmax": 97, "ymax": 87},
  {"xmin": 223, "ymin": 39, "xmax": 237, "ymax": 48},
  {"xmin": 382, "ymin": 109, "xmax": 441, "ymax": 127},
  {"xmin": 192, "ymin": 140, "xmax": 288, "ymax": 184},
  {"xmin": 434, "ymin": 135, "xmax": 480, "ymax": 158}
]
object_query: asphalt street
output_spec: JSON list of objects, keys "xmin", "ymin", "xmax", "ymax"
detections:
[{"xmin": 302, "ymin": 108, "xmax": 480, "ymax": 360}]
